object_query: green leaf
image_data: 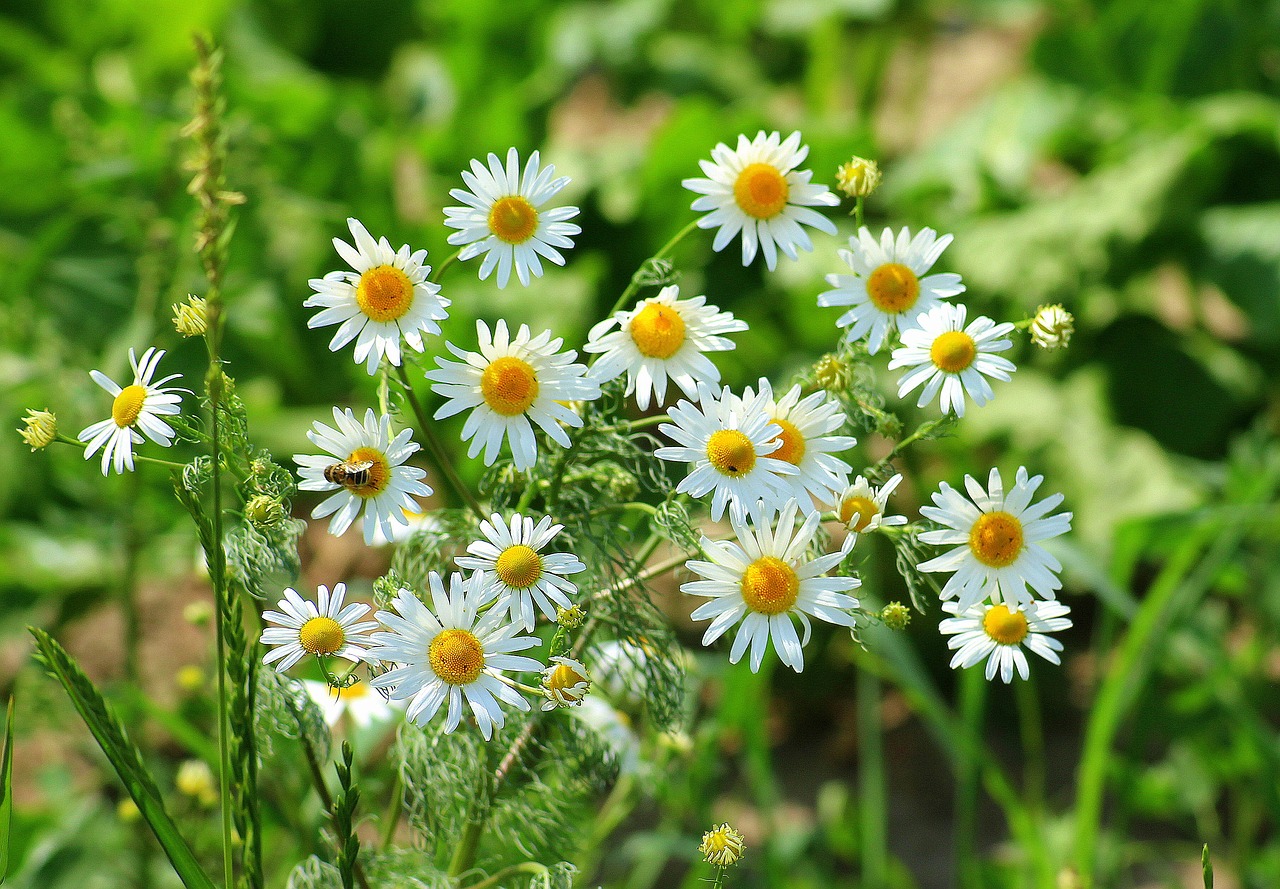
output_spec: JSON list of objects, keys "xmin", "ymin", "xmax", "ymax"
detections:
[
  {"xmin": 0, "ymin": 697, "xmax": 13, "ymax": 884},
  {"xmin": 1203, "ymin": 844, "xmax": 1213, "ymax": 888},
  {"xmin": 28, "ymin": 628, "xmax": 216, "ymax": 889}
]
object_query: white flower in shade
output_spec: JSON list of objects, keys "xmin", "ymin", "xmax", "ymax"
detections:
[
  {"xmin": 741, "ymin": 379, "xmax": 856, "ymax": 510},
  {"xmin": 818, "ymin": 227, "xmax": 965, "ymax": 354},
  {"xmin": 655, "ymin": 383, "xmax": 796, "ymax": 523},
  {"xmin": 426, "ymin": 320, "xmax": 600, "ymax": 471},
  {"xmin": 571, "ymin": 697, "xmax": 641, "ymax": 775},
  {"xmin": 294, "ymin": 408, "xmax": 433, "ymax": 546},
  {"xmin": 888, "ymin": 303, "xmax": 1016, "ymax": 417},
  {"xmin": 303, "ymin": 680, "xmax": 402, "ymax": 728},
  {"xmin": 443, "ymin": 148, "xmax": 580, "ymax": 289},
  {"xmin": 261, "ymin": 584, "xmax": 377, "ymax": 673},
  {"xmin": 835, "ymin": 474, "xmax": 908, "ymax": 534},
  {"xmin": 456, "ymin": 512, "xmax": 585, "ymax": 630},
  {"xmin": 368, "ymin": 573, "xmax": 544, "ymax": 741},
  {"xmin": 587, "ymin": 639, "xmax": 656, "ymax": 711},
  {"xmin": 683, "ymin": 131, "xmax": 838, "ymax": 270},
  {"xmin": 78, "ymin": 347, "xmax": 184, "ymax": 475},
  {"xmin": 584, "ymin": 285, "xmax": 747, "ymax": 410},
  {"xmin": 305, "ymin": 218, "xmax": 450, "ymax": 375},
  {"xmin": 540, "ymin": 656, "xmax": 591, "ymax": 710},
  {"xmin": 681, "ymin": 500, "xmax": 860, "ymax": 673},
  {"xmin": 918, "ymin": 467, "xmax": 1072, "ymax": 612},
  {"xmin": 939, "ymin": 599, "xmax": 1073, "ymax": 683}
]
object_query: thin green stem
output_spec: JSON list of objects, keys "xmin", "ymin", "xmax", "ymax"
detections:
[
  {"xmin": 52, "ymin": 434, "xmax": 187, "ymax": 469},
  {"xmin": 602, "ymin": 219, "xmax": 701, "ymax": 320},
  {"xmin": 1015, "ymin": 672, "xmax": 1045, "ymax": 817},
  {"xmin": 448, "ymin": 746, "xmax": 496, "ymax": 878},
  {"xmin": 856, "ymin": 660, "xmax": 886, "ymax": 888},
  {"xmin": 379, "ymin": 770, "xmax": 404, "ymax": 850},
  {"xmin": 392, "ymin": 364, "xmax": 484, "ymax": 519},
  {"xmin": 854, "ymin": 195, "xmax": 865, "ymax": 229},
  {"xmin": 428, "ymin": 248, "xmax": 462, "ymax": 285},
  {"xmin": 955, "ymin": 666, "xmax": 987, "ymax": 889},
  {"xmin": 458, "ymin": 862, "xmax": 548, "ymax": 889},
  {"xmin": 597, "ymin": 414, "xmax": 667, "ymax": 434},
  {"xmin": 587, "ymin": 501, "xmax": 659, "ymax": 519}
]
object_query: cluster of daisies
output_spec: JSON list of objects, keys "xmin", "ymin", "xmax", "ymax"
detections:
[{"xmin": 54, "ymin": 130, "xmax": 1077, "ymax": 747}]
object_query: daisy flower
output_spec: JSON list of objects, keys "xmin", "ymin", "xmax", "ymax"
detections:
[
  {"xmin": 742, "ymin": 378, "xmax": 856, "ymax": 510},
  {"xmin": 305, "ymin": 218, "xmax": 450, "ymax": 375},
  {"xmin": 817, "ymin": 227, "xmax": 965, "ymax": 354},
  {"xmin": 294, "ymin": 408, "xmax": 433, "ymax": 546},
  {"xmin": 303, "ymin": 680, "xmax": 403, "ymax": 728},
  {"xmin": 426, "ymin": 320, "xmax": 600, "ymax": 471},
  {"xmin": 682, "ymin": 500, "xmax": 861, "ymax": 673},
  {"xmin": 655, "ymin": 383, "xmax": 796, "ymax": 523},
  {"xmin": 456, "ymin": 512, "xmax": 585, "ymax": 630},
  {"xmin": 78, "ymin": 347, "xmax": 185, "ymax": 475},
  {"xmin": 939, "ymin": 599, "xmax": 1073, "ymax": 683},
  {"xmin": 540, "ymin": 655, "xmax": 591, "ymax": 710},
  {"xmin": 443, "ymin": 147, "xmax": 581, "ymax": 289},
  {"xmin": 888, "ymin": 303, "xmax": 1016, "ymax": 417},
  {"xmin": 918, "ymin": 467, "xmax": 1072, "ymax": 611},
  {"xmin": 584, "ymin": 285, "xmax": 747, "ymax": 410},
  {"xmin": 834, "ymin": 474, "xmax": 908, "ymax": 534},
  {"xmin": 368, "ymin": 573, "xmax": 543, "ymax": 741},
  {"xmin": 683, "ymin": 130, "xmax": 838, "ymax": 270},
  {"xmin": 261, "ymin": 583, "xmax": 377, "ymax": 673}
]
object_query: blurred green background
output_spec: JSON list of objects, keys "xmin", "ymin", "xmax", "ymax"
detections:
[{"xmin": 2, "ymin": 0, "xmax": 1280, "ymax": 887}]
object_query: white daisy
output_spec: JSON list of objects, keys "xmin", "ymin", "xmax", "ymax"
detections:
[
  {"xmin": 303, "ymin": 680, "xmax": 402, "ymax": 728},
  {"xmin": 260, "ymin": 583, "xmax": 377, "ymax": 673},
  {"xmin": 293, "ymin": 408, "xmax": 433, "ymax": 546},
  {"xmin": 834, "ymin": 474, "xmax": 908, "ymax": 534},
  {"xmin": 455, "ymin": 512, "xmax": 585, "ymax": 630},
  {"xmin": 683, "ymin": 131, "xmax": 838, "ymax": 270},
  {"xmin": 584, "ymin": 285, "xmax": 747, "ymax": 410},
  {"xmin": 368, "ymin": 572, "xmax": 543, "ymax": 741},
  {"xmin": 741, "ymin": 378, "xmax": 856, "ymax": 510},
  {"xmin": 683, "ymin": 500, "xmax": 860, "ymax": 673},
  {"xmin": 888, "ymin": 303, "xmax": 1016, "ymax": 417},
  {"xmin": 443, "ymin": 147, "xmax": 581, "ymax": 289},
  {"xmin": 918, "ymin": 467, "xmax": 1072, "ymax": 612},
  {"xmin": 818, "ymin": 227, "xmax": 966, "ymax": 354},
  {"xmin": 939, "ymin": 599, "xmax": 1073, "ymax": 683},
  {"xmin": 426, "ymin": 320, "xmax": 600, "ymax": 472},
  {"xmin": 540, "ymin": 655, "xmax": 591, "ymax": 710},
  {"xmin": 654, "ymin": 383, "xmax": 797, "ymax": 523},
  {"xmin": 78, "ymin": 347, "xmax": 185, "ymax": 475},
  {"xmin": 304, "ymin": 218, "xmax": 450, "ymax": 375}
]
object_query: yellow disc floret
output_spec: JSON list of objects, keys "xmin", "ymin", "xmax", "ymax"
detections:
[
  {"xmin": 865, "ymin": 263, "xmax": 920, "ymax": 314},
  {"xmin": 982, "ymin": 604, "xmax": 1029, "ymax": 645},
  {"xmin": 495, "ymin": 544, "xmax": 544, "ymax": 589},
  {"xmin": 481, "ymin": 356, "xmax": 540, "ymax": 416},
  {"xmin": 930, "ymin": 330, "xmax": 977, "ymax": 373},
  {"xmin": 733, "ymin": 163, "xmax": 790, "ymax": 220},
  {"xmin": 740, "ymin": 556, "xmax": 800, "ymax": 616},
  {"xmin": 429, "ymin": 628, "xmax": 485, "ymax": 685},
  {"xmin": 629, "ymin": 303, "xmax": 687, "ymax": 359},
  {"xmin": 839, "ymin": 495, "xmax": 879, "ymax": 532},
  {"xmin": 969, "ymin": 511, "xmax": 1024, "ymax": 568},
  {"xmin": 767, "ymin": 418, "xmax": 806, "ymax": 465},
  {"xmin": 488, "ymin": 195, "xmax": 540, "ymax": 244},
  {"xmin": 706, "ymin": 429, "xmax": 756, "ymax": 477},
  {"xmin": 112, "ymin": 385, "xmax": 148, "ymax": 428},
  {"xmin": 356, "ymin": 265, "xmax": 415, "ymax": 323},
  {"xmin": 344, "ymin": 446, "xmax": 392, "ymax": 498},
  {"xmin": 299, "ymin": 616, "xmax": 345, "ymax": 656}
]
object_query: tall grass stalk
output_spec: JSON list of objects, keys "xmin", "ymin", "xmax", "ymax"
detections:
[{"xmin": 955, "ymin": 664, "xmax": 986, "ymax": 888}]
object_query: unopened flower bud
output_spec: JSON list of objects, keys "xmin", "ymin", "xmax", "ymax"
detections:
[
  {"xmin": 1030, "ymin": 304, "xmax": 1074, "ymax": 351},
  {"xmin": 813, "ymin": 354, "xmax": 850, "ymax": 392},
  {"xmin": 245, "ymin": 494, "xmax": 287, "ymax": 530},
  {"xmin": 117, "ymin": 798, "xmax": 141, "ymax": 823},
  {"xmin": 541, "ymin": 656, "xmax": 591, "ymax": 710},
  {"xmin": 556, "ymin": 604, "xmax": 586, "ymax": 628},
  {"xmin": 176, "ymin": 760, "xmax": 218, "ymax": 807},
  {"xmin": 172, "ymin": 295, "xmax": 209, "ymax": 338},
  {"xmin": 836, "ymin": 157, "xmax": 881, "ymax": 199},
  {"xmin": 881, "ymin": 602, "xmax": 911, "ymax": 630},
  {"xmin": 18, "ymin": 409, "xmax": 57, "ymax": 451},
  {"xmin": 700, "ymin": 822, "xmax": 746, "ymax": 868}
]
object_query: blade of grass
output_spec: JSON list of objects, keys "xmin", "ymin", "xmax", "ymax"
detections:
[
  {"xmin": 0, "ymin": 697, "xmax": 13, "ymax": 884},
  {"xmin": 29, "ymin": 628, "xmax": 216, "ymax": 889}
]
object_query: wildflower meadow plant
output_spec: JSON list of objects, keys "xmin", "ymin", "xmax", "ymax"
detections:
[{"xmin": 20, "ymin": 37, "xmax": 1092, "ymax": 889}]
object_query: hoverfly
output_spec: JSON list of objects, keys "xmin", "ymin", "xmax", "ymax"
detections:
[{"xmin": 323, "ymin": 460, "xmax": 374, "ymax": 488}]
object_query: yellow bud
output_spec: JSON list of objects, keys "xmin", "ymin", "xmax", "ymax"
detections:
[
  {"xmin": 1030, "ymin": 304, "xmax": 1074, "ymax": 351},
  {"xmin": 18, "ymin": 409, "xmax": 57, "ymax": 451},
  {"xmin": 813, "ymin": 355, "xmax": 849, "ymax": 392},
  {"xmin": 172, "ymin": 295, "xmax": 209, "ymax": 337},
  {"xmin": 556, "ymin": 604, "xmax": 586, "ymax": 628},
  {"xmin": 117, "ymin": 798, "xmax": 141, "ymax": 823},
  {"xmin": 881, "ymin": 602, "xmax": 911, "ymax": 631},
  {"xmin": 700, "ymin": 822, "xmax": 746, "ymax": 868},
  {"xmin": 176, "ymin": 665, "xmax": 205, "ymax": 693},
  {"xmin": 835, "ymin": 157, "xmax": 881, "ymax": 199},
  {"xmin": 245, "ymin": 494, "xmax": 287, "ymax": 530}
]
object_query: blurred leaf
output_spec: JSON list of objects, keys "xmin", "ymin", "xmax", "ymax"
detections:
[{"xmin": 1196, "ymin": 203, "xmax": 1280, "ymax": 344}]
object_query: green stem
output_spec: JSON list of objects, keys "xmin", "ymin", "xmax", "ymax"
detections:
[
  {"xmin": 448, "ymin": 746, "xmax": 496, "ymax": 879},
  {"xmin": 53, "ymin": 434, "xmax": 187, "ymax": 469},
  {"xmin": 856, "ymin": 659, "xmax": 886, "ymax": 888},
  {"xmin": 1015, "ymin": 672, "xmax": 1045, "ymax": 818},
  {"xmin": 379, "ymin": 770, "xmax": 403, "ymax": 850},
  {"xmin": 955, "ymin": 666, "xmax": 987, "ymax": 889},
  {"xmin": 429, "ymin": 248, "xmax": 462, "ymax": 285},
  {"xmin": 602, "ymin": 219, "xmax": 701, "ymax": 320},
  {"xmin": 854, "ymin": 195, "xmax": 865, "ymax": 229},
  {"xmin": 392, "ymin": 364, "xmax": 485, "ymax": 519},
  {"xmin": 597, "ymin": 414, "xmax": 668, "ymax": 434},
  {"xmin": 459, "ymin": 862, "xmax": 547, "ymax": 889}
]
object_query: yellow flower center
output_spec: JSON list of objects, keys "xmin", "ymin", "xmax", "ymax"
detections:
[
  {"xmin": 355, "ymin": 265, "xmax": 415, "ymax": 323},
  {"xmin": 494, "ymin": 544, "xmax": 544, "ymax": 589},
  {"xmin": 706, "ymin": 429, "xmax": 756, "ymax": 477},
  {"xmin": 733, "ymin": 162, "xmax": 790, "ymax": 220},
  {"xmin": 930, "ymin": 330, "xmax": 977, "ymax": 373},
  {"xmin": 982, "ymin": 604, "xmax": 1029, "ymax": 645},
  {"xmin": 839, "ymin": 495, "xmax": 879, "ymax": 532},
  {"xmin": 299, "ymin": 616, "xmax": 345, "ymax": 656},
  {"xmin": 548, "ymin": 662, "xmax": 586, "ymax": 693},
  {"xmin": 429, "ymin": 628, "xmax": 484, "ymax": 685},
  {"xmin": 740, "ymin": 556, "xmax": 800, "ymax": 616},
  {"xmin": 766, "ymin": 418, "xmax": 805, "ymax": 465},
  {"xmin": 628, "ymin": 303, "xmax": 687, "ymax": 359},
  {"xmin": 480, "ymin": 356, "xmax": 540, "ymax": 416},
  {"xmin": 969, "ymin": 511, "xmax": 1024, "ymax": 568},
  {"xmin": 111, "ymin": 385, "xmax": 148, "ymax": 428},
  {"xmin": 343, "ymin": 447, "xmax": 393, "ymax": 498},
  {"xmin": 337, "ymin": 682, "xmax": 370, "ymax": 700},
  {"xmin": 865, "ymin": 263, "xmax": 920, "ymax": 314},
  {"xmin": 488, "ymin": 195, "xmax": 539, "ymax": 244}
]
